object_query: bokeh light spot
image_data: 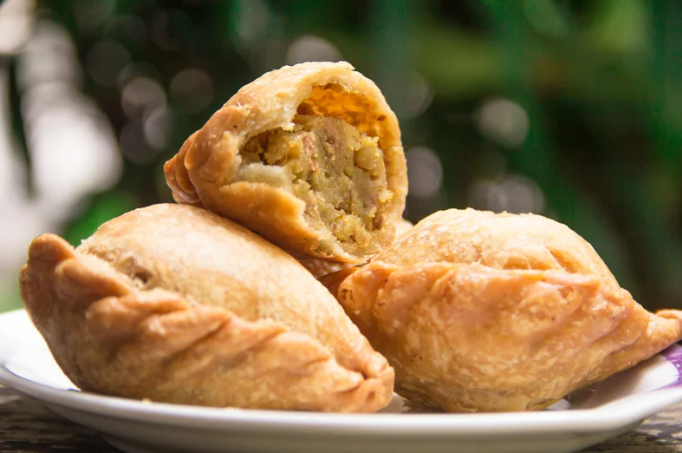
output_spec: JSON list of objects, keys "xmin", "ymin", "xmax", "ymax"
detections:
[
  {"xmin": 143, "ymin": 106, "xmax": 171, "ymax": 150},
  {"xmin": 400, "ymin": 71, "xmax": 433, "ymax": 119},
  {"xmin": 475, "ymin": 98, "xmax": 529, "ymax": 148},
  {"xmin": 233, "ymin": 0, "xmax": 273, "ymax": 48},
  {"xmin": 121, "ymin": 77, "xmax": 166, "ymax": 120},
  {"xmin": 468, "ymin": 175, "xmax": 544, "ymax": 214},
  {"xmin": 0, "ymin": 0, "xmax": 35, "ymax": 55},
  {"xmin": 17, "ymin": 21, "xmax": 82, "ymax": 89},
  {"xmin": 406, "ymin": 146, "xmax": 443, "ymax": 198},
  {"xmin": 117, "ymin": 62, "xmax": 162, "ymax": 91},
  {"xmin": 286, "ymin": 35, "xmax": 342, "ymax": 65},
  {"xmin": 170, "ymin": 68, "xmax": 214, "ymax": 114},
  {"xmin": 120, "ymin": 121, "xmax": 157, "ymax": 165}
]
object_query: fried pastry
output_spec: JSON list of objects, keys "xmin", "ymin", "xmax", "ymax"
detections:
[
  {"xmin": 19, "ymin": 204, "xmax": 393, "ymax": 412},
  {"xmin": 293, "ymin": 253, "xmax": 354, "ymax": 280},
  {"xmin": 395, "ymin": 217, "xmax": 414, "ymax": 236},
  {"xmin": 296, "ymin": 218, "xmax": 414, "ymax": 279},
  {"xmin": 164, "ymin": 61, "xmax": 407, "ymax": 263},
  {"xmin": 333, "ymin": 208, "xmax": 682, "ymax": 412}
]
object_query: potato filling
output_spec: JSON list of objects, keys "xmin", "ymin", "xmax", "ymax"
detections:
[{"xmin": 239, "ymin": 114, "xmax": 391, "ymax": 254}]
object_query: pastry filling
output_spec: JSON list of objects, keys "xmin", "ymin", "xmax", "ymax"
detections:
[{"xmin": 239, "ymin": 114, "xmax": 391, "ymax": 256}]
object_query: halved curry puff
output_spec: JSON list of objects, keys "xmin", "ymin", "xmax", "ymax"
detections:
[{"xmin": 165, "ymin": 62, "xmax": 408, "ymax": 263}]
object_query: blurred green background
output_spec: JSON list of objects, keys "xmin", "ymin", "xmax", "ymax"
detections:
[{"xmin": 0, "ymin": 0, "xmax": 681, "ymax": 313}]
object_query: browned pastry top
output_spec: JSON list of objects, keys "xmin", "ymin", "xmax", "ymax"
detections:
[{"xmin": 373, "ymin": 208, "xmax": 616, "ymax": 284}]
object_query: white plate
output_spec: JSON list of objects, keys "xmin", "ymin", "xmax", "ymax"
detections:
[{"xmin": 2, "ymin": 309, "xmax": 682, "ymax": 453}]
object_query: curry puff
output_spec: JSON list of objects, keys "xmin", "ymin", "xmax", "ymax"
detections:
[
  {"xmin": 332, "ymin": 208, "xmax": 682, "ymax": 412},
  {"xmin": 19, "ymin": 204, "xmax": 393, "ymax": 412},
  {"xmin": 164, "ymin": 61, "xmax": 407, "ymax": 263}
]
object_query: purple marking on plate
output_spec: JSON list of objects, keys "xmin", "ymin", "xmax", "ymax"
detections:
[{"xmin": 662, "ymin": 343, "xmax": 682, "ymax": 387}]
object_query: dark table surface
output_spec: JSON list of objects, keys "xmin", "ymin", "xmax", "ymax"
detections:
[{"xmin": 2, "ymin": 386, "xmax": 682, "ymax": 453}]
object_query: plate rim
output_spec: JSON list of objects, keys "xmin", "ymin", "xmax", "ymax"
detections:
[{"xmin": 3, "ymin": 308, "xmax": 682, "ymax": 437}]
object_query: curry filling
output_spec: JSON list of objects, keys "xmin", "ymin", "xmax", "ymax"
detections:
[{"xmin": 239, "ymin": 114, "xmax": 392, "ymax": 256}]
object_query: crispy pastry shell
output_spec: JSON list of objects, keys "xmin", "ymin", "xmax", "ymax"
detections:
[{"xmin": 20, "ymin": 204, "xmax": 393, "ymax": 412}]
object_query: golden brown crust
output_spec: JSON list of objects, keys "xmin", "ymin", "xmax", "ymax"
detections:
[
  {"xmin": 375, "ymin": 208, "xmax": 617, "ymax": 282},
  {"xmin": 334, "ymin": 209, "xmax": 682, "ymax": 412},
  {"xmin": 393, "ymin": 217, "xmax": 413, "ymax": 237},
  {"xmin": 165, "ymin": 134, "xmax": 203, "ymax": 207},
  {"xmin": 20, "ymin": 204, "xmax": 393, "ymax": 412},
  {"xmin": 293, "ymin": 253, "xmax": 353, "ymax": 279},
  {"xmin": 164, "ymin": 62, "xmax": 407, "ymax": 263}
]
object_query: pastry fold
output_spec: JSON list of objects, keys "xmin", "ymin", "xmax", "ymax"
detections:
[
  {"xmin": 20, "ymin": 204, "xmax": 393, "ymax": 412},
  {"xmin": 164, "ymin": 62, "xmax": 407, "ymax": 263},
  {"xmin": 332, "ymin": 209, "xmax": 682, "ymax": 412}
]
